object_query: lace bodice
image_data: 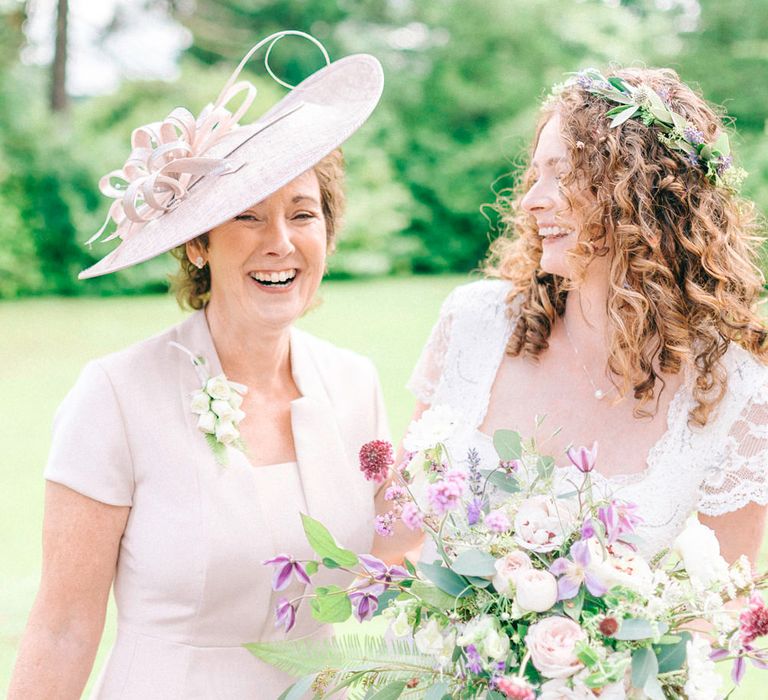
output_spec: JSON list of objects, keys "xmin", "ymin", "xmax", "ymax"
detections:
[{"xmin": 408, "ymin": 279, "xmax": 768, "ymax": 556}]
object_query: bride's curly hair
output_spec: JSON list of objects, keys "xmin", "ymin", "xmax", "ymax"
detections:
[{"xmin": 485, "ymin": 67, "xmax": 768, "ymax": 426}]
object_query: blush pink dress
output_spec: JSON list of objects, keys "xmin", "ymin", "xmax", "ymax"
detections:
[{"xmin": 44, "ymin": 310, "xmax": 388, "ymax": 699}]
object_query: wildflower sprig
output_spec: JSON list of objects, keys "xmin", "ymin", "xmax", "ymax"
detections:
[{"xmin": 551, "ymin": 68, "xmax": 746, "ymax": 192}]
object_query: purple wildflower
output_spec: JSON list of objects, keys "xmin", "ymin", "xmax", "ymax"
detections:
[
  {"xmin": 465, "ymin": 644, "xmax": 483, "ymax": 674},
  {"xmin": 597, "ymin": 499, "xmax": 642, "ymax": 543},
  {"xmin": 683, "ymin": 126, "xmax": 705, "ymax": 146},
  {"xmin": 274, "ymin": 597, "xmax": 296, "ymax": 632},
  {"xmin": 581, "ymin": 517, "xmax": 598, "ymax": 540},
  {"xmin": 576, "ymin": 73, "xmax": 593, "ymax": 90},
  {"xmin": 549, "ymin": 539, "xmax": 607, "ymax": 600},
  {"xmin": 359, "ymin": 440, "xmax": 394, "ymax": 483},
  {"xmin": 401, "ymin": 502, "xmax": 424, "ymax": 531},
  {"xmin": 348, "ymin": 582, "xmax": 386, "ymax": 622},
  {"xmin": 685, "ymin": 151, "xmax": 702, "ymax": 167},
  {"xmin": 717, "ymin": 155, "xmax": 734, "ymax": 175},
  {"xmin": 566, "ymin": 442, "xmax": 598, "ymax": 473},
  {"xmin": 358, "ymin": 554, "xmax": 409, "ymax": 583},
  {"xmin": 466, "ymin": 497, "xmax": 483, "ymax": 526},
  {"xmin": 484, "ymin": 509, "xmax": 511, "ymax": 534},
  {"xmin": 262, "ymin": 554, "xmax": 311, "ymax": 591},
  {"xmin": 384, "ymin": 484, "xmax": 407, "ymax": 502},
  {"xmin": 426, "ymin": 470, "xmax": 466, "ymax": 515},
  {"xmin": 375, "ymin": 512, "xmax": 396, "ymax": 537}
]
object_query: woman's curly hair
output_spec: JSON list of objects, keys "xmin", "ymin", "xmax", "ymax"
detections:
[
  {"xmin": 170, "ymin": 148, "xmax": 346, "ymax": 310},
  {"xmin": 485, "ymin": 67, "xmax": 768, "ymax": 426}
]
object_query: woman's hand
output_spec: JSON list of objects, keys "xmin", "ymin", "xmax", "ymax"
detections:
[{"xmin": 9, "ymin": 482, "xmax": 129, "ymax": 700}]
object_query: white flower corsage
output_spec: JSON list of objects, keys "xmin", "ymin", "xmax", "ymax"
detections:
[{"xmin": 170, "ymin": 341, "xmax": 248, "ymax": 465}]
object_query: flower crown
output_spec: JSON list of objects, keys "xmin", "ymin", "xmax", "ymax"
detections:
[{"xmin": 548, "ymin": 68, "xmax": 747, "ymax": 192}]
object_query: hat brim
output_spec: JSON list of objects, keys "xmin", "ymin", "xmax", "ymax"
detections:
[{"xmin": 79, "ymin": 53, "xmax": 383, "ymax": 280}]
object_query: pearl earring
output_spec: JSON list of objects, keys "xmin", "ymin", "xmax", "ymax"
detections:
[{"xmin": 194, "ymin": 256, "xmax": 205, "ymax": 269}]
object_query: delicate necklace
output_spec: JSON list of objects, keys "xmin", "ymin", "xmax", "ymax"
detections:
[{"xmin": 561, "ymin": 315, "xmax": 614, "ymax": 401}]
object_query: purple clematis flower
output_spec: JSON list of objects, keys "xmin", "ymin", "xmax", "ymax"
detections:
[
  {"xmin": 597, "ymin": 499, "xmax": 643, "ymax": 543},
  {"xmin": 262, "ymin": 554, "xmax": 311, "ymax": 591},
  {"xmin": 550, "ymin": 539, "xmax": 607, "ymax": 600},
  {"xmin": 567, "ymin": 442, "xmax": 598, "ymax": 473},
  {"xmin": 348, "ymin": 582, "xmax": 386, "ymax": 622},
  {"xmin": 274, "ymin": 597, "xmax": 296, "ymax": 632},
  {"xmin": 711, "ymin": 645, "xmax": 768, "ymax": 685},
  {"xmin": 358, "ymin": 554, "xmax": 409, "ymax": 583}
]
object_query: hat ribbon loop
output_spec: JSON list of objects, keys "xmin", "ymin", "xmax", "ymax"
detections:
[{"xmin": 87, "ymin": 30, "xmax": 330, "ymax": 246}]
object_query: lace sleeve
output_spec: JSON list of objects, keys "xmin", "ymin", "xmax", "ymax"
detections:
[
  {"xmin": 406, "ymin": 288, "xmax": 458, "ymax": 405},
  {"xmin": 697, "ymin": 379, "xmax": 768, "ymax": 516}
]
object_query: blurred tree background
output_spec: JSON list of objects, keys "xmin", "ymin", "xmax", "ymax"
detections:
[{"xmin": 0, "ymin": 0, "xmax": 767, "ymax": 296}]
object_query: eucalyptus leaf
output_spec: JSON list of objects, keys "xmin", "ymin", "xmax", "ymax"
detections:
[
  {"xmin": 643, "ymin": 675, "xmax": 665, "ymax": 700},
  {"xmin": 480, "ymin": 469, "xmax": 520, "ymax": 493},
  {"xmin": 450, "ymin": 549, "xmax": 497, "ymax": 577},
  {"xmin": 410, "ymin": 580, "xmax": 459, "ymax": 609},
  {"xmin": 536, "ymin": 456, "xmax": 555, "ymax": 479},
  {"xmin": 300, "ymin": 513, "xmax": 358, "ymax": 568},
  {"xmin": 276, "ymin": 674, "xmax": 315, "ymax": 700},
  {"xmin": 615, "ymin": 618, "xmax": 668, "ymax": 641},
  {"xmin": 372, "ymin": 588, "xmax": 401, "ymax": 618},
  {"xmin": 493, "ymin": 429, "xmax": 522, "ymax": 460},
  {"xmin": 425, "ymin": 682, "xmax": 451, "ymax": 700},
  {"xmin": 367, "ymin": 681, "xmax": 407, "ymax": 700},
  {"xmin": 418, "ymin": 560, "xmax": 471, "ymax": 598},
  {"xmin": 654, "ymin": 631, "xmax": 691, "ymax": 673},
  {"xmin": 631, "ymin": 647, "xmax": 659, "ymax": 689}
]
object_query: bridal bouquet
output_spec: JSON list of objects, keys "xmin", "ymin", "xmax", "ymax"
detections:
[{"xmin": 248, "ymin": 406, "xmax": 768, "ymax": 699}]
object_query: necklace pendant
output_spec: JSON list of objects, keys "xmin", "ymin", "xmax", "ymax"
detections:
[{"xmin": 594, "ymin": 389, "xmax": 605, "ymax": 400}]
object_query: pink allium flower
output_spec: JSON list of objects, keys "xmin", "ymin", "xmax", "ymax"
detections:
[
  {"xmin": 375, "ymin": 511, "xmax": 396, "ymax": 537},
  {"xmin": 496, "ymin": 676, "xmax": 535, "ymax": 700},
  {"xmin": 484, "ymin": 509, "xmax": 511, "ymax": 534},
  {"xmin": 359, "ymin": 440, "xmax": 394, "ymax": 483},
  {"xmin": 740, "ymin": 592, "xmax": 768, "ymax": 645},
  {"xmin": 401, "ymin": 502, "xmax": 424, "ymax": 531},
  {"xmin": 426, "ymin": 470, "xmax": 466, "ymax": 515}
]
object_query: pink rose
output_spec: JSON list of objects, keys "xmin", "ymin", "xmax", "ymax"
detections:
[
  {"xmin": 514, "ymin": 496, "xmax": 577, "ymax": 553},
  {"xmin": 516, "ymin": 569, "xmax": 558, "ymax": 613},
  {"xmin": 526, "ymin": 616, "xmax": 587, "ymax": 679},
  {"xmin": 493, "ymin": 551, "xmax": 533, "ymax": 597}
]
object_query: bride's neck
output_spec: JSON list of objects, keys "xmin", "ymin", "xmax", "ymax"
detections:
[{"xmin": 562, "ymin": 270, "xmax": 611, "ymax": 354}]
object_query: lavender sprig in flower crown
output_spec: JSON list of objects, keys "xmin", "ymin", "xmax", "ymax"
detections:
[{"xmin": 548, "ymin": 68, "xmax": 747, "ymax": 192}]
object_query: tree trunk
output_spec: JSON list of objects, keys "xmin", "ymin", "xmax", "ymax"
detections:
[{"xmin": 50, "ymin": 0, "xmax": 68, "ymax": 112}]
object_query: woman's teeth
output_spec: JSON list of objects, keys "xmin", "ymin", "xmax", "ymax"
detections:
[
  {"xmin": 538, "ymin": 226, "xmax": 574, "ymax": 240},
  {"xmin": 249, "ymin": 269, "xmax": 297, "ymax": 287}
]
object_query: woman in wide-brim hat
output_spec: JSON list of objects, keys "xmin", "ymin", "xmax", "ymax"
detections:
[{"xmin": 10, "ymin": 32, "xmax": 387, "ymax": 699}]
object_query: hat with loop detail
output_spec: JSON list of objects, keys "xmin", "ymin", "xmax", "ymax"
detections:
[{"xmin": 79, "ymin": 30, "xmax": 383, "ymax": 279}]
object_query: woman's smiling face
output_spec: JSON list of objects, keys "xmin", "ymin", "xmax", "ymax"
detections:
[{"xmin": 190, "ymin": 169, "xmax": 327, "ymax": 331}]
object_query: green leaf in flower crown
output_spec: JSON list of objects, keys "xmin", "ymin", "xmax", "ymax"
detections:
[
  {"xmin": 493, "ymin": 429, "xmax": 522, "ymax": 460},
  {"xmin": 418, "ymin": 560, "xmax": 472, "ymax": 598},
  {"xmin": 607, "ymin": 76, "xmax": 629, "ymax": 92},
  {"xmin": 367, "ymin": 681, "xmax": 407, "ymax": 699},
  {"xmin": 450, "ymin": 549, "xmax": 497, "ymax": 577},
  {"xmin": 610, "ymin": 105, "xmax": 640, "ymax": 128},
  {"xmin": 653, "ymin": 631, "xmax": 691, "ymax": 673},
  {"xmin": 713, "ymin": 131, "xmax": 731, "ymax": 157},
  {"xmin": 410, "ymin": 580, "xmax": 460, "ymax": 610},
  {"xmin": 310, "ymin": 584, "xmax": 352, "ymax": 623},
  {"xmin": 276, "ymin": 674, "xmax": 315, "ymax": 700},
  {"xmin": 300, "ymin": 513, "xmax": 358, "ymax": 568},
  {"xmin": 631, "ymin": 646, "xmax": 658, "ymax": 690},
  {"xmin": 615, "ymin": 618, "xmax": 668, "ymax": 641}
]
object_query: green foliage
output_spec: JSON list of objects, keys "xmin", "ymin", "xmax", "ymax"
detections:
[
  {"xmin": 300, "ymin": 513, "xmax": 359, "ymax": 567},
  {"xmin": 311, "ymin": 585, "xmax": 353, "ymax": 623}
]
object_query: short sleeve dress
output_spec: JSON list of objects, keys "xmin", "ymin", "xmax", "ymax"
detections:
[
  {"xmin": 44, "ymin": 310, "xmax": 389, "ymax": 699},
  {"xmin": 408, "ymin": 279, "xmax": 768, "ymax": 558}
]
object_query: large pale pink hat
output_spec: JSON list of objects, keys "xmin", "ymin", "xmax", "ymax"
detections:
[{"xmin": 79, "ymin": 31, "xmax": 383, "ymax": 279}]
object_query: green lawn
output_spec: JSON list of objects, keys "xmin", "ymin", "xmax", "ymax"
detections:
[{"xmin": 1, "ymin": 276, "xmax": 765, "ymax": 697}]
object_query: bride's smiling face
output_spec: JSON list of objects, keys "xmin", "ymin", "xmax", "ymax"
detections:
[{"xmin": 521, "ymin": 114, "xmax": 587, "ymax": 279}]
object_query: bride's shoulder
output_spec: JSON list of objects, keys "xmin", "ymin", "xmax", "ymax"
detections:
[
  {"xmin": 723, "ymin": 342, "xmax": 768, "ymax": 391},
  {"xmin": 441, "ymin": 278, "xmax": 517, "ymax": 319}
]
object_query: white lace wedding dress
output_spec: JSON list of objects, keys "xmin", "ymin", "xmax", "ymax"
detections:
[{"xmin": 408, "ymin": 280, "xmax": 768, "ymax": 557}]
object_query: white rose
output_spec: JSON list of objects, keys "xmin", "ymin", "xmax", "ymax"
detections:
[
  {"xmin": 493, "ymin": 551, "xmax": 534, "ymax": 597},
  {"xmin": 232, "ymin": 408, "xmax": 246, "ymax": 425},
  {"xmin": 414, "ymin": 618, "xmax": 455, "ymax": 665},
  {"xmin": 516, "ymin": 569, "xmax": 558, "ymax": 613},
  {"xmin": 481, "ymin": 621, "xmax": 510, "ymax": 661},
  {"xmin": 586, "ymin": 540, "xmax": 653, "ymax": 595},
  {"xmin": 457, "ymin": 615, "xmax": 509, "ymax": 662},
  {"xmin": 197, "ymin": 411, "xmax": 216, "ymax": 434},
  {"xmin": 210, "ymin": 399, "xmax": 235, "ymax": 421},
  {"xmin": 403, "ymin": 404, "xmax": 459, "ymax": 452},
  {"xmin": 215, "ymin": 420, "xmax": 239, "ymax": 445},
  {"xmin": 526, "ymin": 616, "xmax": 587, "ymax": 679},
  {"xmin": 514, "ymin": 496, "xmax": 578, "ymax": 553},
  {"xmin": 206, "ymin": 374, "xmax": 232, "ymax": 400},
  {"xmin": 229, "ymin": 390, "xmax": 244, "ymax": 409},
  {"xmin": 190, "ymin": 390, "xmax": 210, "ymax": 414},
  {"xmin": 673, "ymin": 516, "xmax": 729, "ymax": 588}
]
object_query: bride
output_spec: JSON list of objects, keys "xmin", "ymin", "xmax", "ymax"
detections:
[{"xmin": 379, "ymin": 67, "xmax": 768, "ymax": 564}]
